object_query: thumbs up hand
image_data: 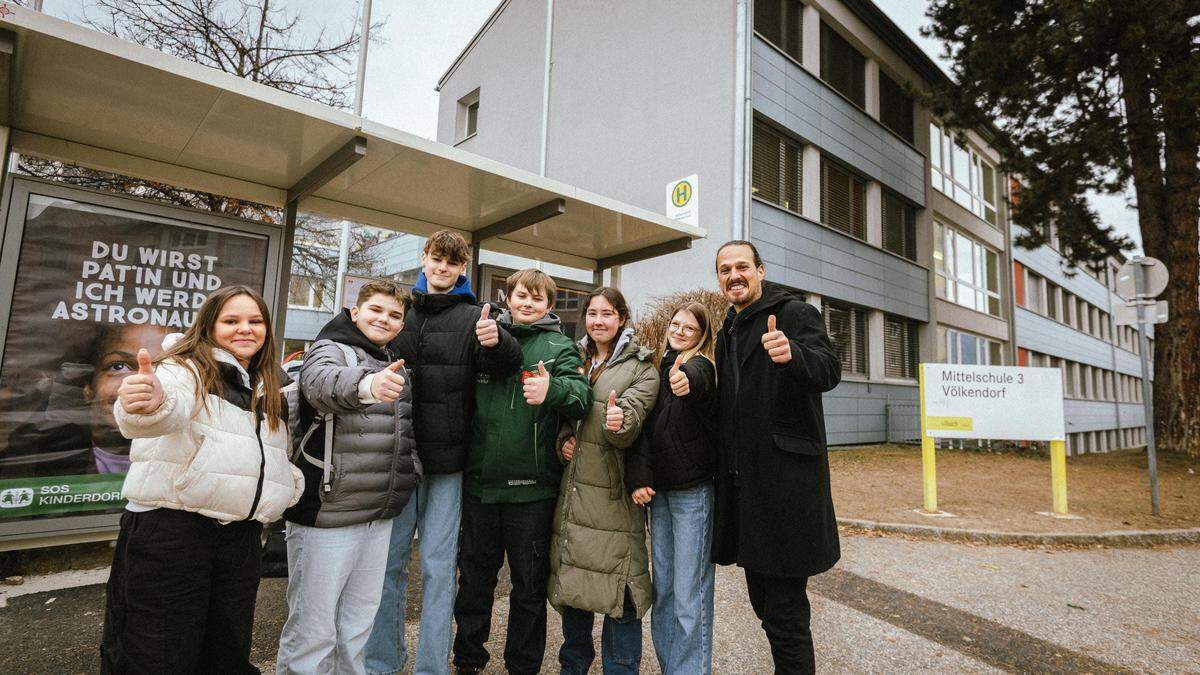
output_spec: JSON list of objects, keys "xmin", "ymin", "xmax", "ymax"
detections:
[
  {"xmin": 475, "ymin": 304, "xmax": 499, "ymax": 348},
  {"xmin": 761, "ymin": 314, "xmax": 792, "ymax": 364},
  {"xmin": 668, "ymin": 354, "xmax": 690, "ymax": 397},
  {"xmin": 604, "ymin": 390, "xmax": 624, "ymax": 432},
  {"xmin": 523, "ymin": 361, "xmax": 551, "ymax": 405},
  {"xmin": 371, "ymin": 359, "xmax": 407, "ymax": 403},
  {"xmin": 118, "ymin": 348, "xmax": 164, "ymax": 414}
]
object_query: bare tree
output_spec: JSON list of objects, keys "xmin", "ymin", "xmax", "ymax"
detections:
[{"xmin": 19, "ymin": 0, "xmax": 385, "ymax": 302}]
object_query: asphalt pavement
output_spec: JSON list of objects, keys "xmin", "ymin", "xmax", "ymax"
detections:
[{"xmin": 2, "ymin": 532, "xmax": 1196, "ymax": 673}]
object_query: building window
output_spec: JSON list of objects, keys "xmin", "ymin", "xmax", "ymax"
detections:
[
  {"xmin": 456, "ymin": 88, "xmax": 480, "ymax": 142},
  {"xmin": 934, "ymin": 221, "xmax": 1001, "ymax": 316},
  {"xmin": 820, "ymin": 21, "xmax": 865, "ymax": 107},
  {"xmin": 821, "ymin": 156, "xmax": 866, "ymax": 239},
  {"xmin": 883, "ymin": 315, "xmax": 918, "ymax": 379},
  {"xmin": 824, "ymin": 300, "xmax": 868, "ymax": 376},
  {"xmin": 878, "ymin": 71, "xmax": 914, "ymax": 143},
  {"xmin": 288, "ymin": 275, "xmax": 328, "ymax": 310},
  {"xmin": 1046, "ymin": 282, "xmax": 1060, "ymax": 321},
  {"xmin": 1025, "ymin": 270, "xmax": 1045, "ymax": 314},
  {"xmin": 929, "ymin": 122, "xmax": 998, "ymax": 225},
  {"xmin": 882, "ymin": 189, "xmax": 917, "ymax": 261},
  {"xmin": 752, "ymin": 119, "xmax": 803, "ymax": 212},
  {"xmin": 754, "ymin": 0, "xmax": 803, "ymax": 63},
  {"xmin": 937, "ymin": 326, "xmax": 1003, "ymax": 365}
]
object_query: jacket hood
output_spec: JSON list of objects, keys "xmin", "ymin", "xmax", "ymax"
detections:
[
  {"xmin": 314, "ymin": 308, "xmax": 392, "ymax": 362},
  {"xmin": 413, "ymin": 271, "xmax": 477, "ymax": 305},
  {"xmin": 498, "ymin": 308, "xmax": 564, "ymax": 334},
  {"xmin": 580, "ymin": 327, "xmax": 651, "ymax": 367}
]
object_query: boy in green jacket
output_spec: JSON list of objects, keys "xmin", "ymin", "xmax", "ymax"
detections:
[{"xmin": 452, "ymin": 268, "xmax": 592, "ymax": 675}]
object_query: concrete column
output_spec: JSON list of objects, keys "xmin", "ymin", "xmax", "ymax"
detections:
[
  {"xmin": 868, "ymin": 309, "xmax": 885, "ymax": 381},
  {"xmin": 864, "ymin": 58, "xmax": 880, "ymax": 118},
  {"xmin": 802, "ymin": 4, "xmax": 820, "ymax": 76},
  {"xmin": 865, "ymin": 181, "xmax": 882, "ymax": 246},
  {"xmin": 807, "ymin": 293, "xmax": 823, "ymax": 312},
  {"xmin": 802, "ymin": 145, "xmax": 822, "ymax": 222}
]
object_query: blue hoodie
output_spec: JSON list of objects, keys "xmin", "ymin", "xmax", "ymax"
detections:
[{"xmin": 413, "ymin": 271, "xmax": 477, "ymax": 304}]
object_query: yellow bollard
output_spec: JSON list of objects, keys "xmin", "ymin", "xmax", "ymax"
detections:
[
  {"xmin": 921, "ymin": 435, "xmax": 938, "ymax": 513},
  {"xmin": 1050, "ymin": 439, "xmax": 1068, "ymax": 516}
]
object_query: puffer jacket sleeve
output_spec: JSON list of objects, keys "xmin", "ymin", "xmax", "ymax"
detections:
[
  {"xmin": 113, "ymin": 359, "xmax": 197, "ymax": 439},
  {"xmin": 300, "ymin": 340, "xmax": 377, "ymax": 415},
  {"xmin": 544, "ymin": 339, "xmax": 592, "ymax": 420},
  {"xmin": 623, "ymin": 428, "xmax": 654, "ymax": 493},
  {"xmin": 679, "ymin": 357, "xmax": 716, "ymax": 408},
  {"xmin": 603, "ymin": 358, "xmax": 659, "ymax": 450}
]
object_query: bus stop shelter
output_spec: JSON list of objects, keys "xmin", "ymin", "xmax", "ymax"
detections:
[{"xmin": 0, "ymin": 6, "xmax": 705, "ymax": 549}]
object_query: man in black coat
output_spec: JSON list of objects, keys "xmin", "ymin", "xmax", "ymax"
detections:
[{"xmin": 712, "ymin": 240, "xmax": 842, "ymax": 674}]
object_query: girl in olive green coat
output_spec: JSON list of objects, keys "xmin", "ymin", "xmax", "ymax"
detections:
[{"xmin": 549, "ymin": 287, "xmax": 659, "ymax": 675}]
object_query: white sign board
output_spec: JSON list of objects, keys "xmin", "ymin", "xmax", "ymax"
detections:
[
  {"xmin": 921, "ymin": 364, "xmax": 1065, "ymax": 441},
  {"xmin": 1114, "ymin": 300, "xmax": 1169, "ymax": 327},
  {"xmin": 1115, "ymin": 257, "xmax": 1168, "ymax": 301},
  {"xmin": 665, "ymin": 174, "xmax": 699, "ymax": 227}
]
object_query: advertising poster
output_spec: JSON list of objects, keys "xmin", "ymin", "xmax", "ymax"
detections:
[{"xmin": 0, "ymin": 192, "xmax": 269, "ymax": 521}]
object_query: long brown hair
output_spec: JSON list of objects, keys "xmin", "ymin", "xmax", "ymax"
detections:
[
  {"xmin": 582, "ymin": 286, "xmax": 630, "ymax": 362},
  {"xmin": 655, "ymin": 301, "xmax": 716, "ymax": 371},
  {"xmin": 156, "ymin": 285, "xmax": 284, "ymax": 431}
]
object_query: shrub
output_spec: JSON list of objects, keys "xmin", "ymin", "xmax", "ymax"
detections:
[{"xmin": 632, "ymin": 288, "xmax": 728, "ymax": 353}]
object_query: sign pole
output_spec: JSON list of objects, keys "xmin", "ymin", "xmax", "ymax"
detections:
[
  {"xmin": 1133, "ymin": 259, "xmax": 1161, "ymax": 516},
  {"xmin": 1049, "ymin": 440, "xmax": 1068, "ymax": 516},
  {"xmin": 917, "ymin": 366, "xmax": 938, "ymax": 513}
]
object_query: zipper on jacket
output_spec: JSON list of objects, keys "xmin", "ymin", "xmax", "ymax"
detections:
[
  {"xmin": 245, "ymin": 409, "xmax": 267, "ymax": 521},
  {"xmin": 728, "ymin": 322, "xmax": 741, "ymax": 480},
  {"xmin": 533, "ymin": 421, "xmax": 541, "ymax": 476}
]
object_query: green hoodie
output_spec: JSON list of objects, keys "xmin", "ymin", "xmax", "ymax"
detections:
[{"xmin": 465, "ymin": 310, "xmax": 592, "ymax": 503}]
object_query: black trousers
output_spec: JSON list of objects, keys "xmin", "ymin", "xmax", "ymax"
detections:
[
  {"xmin": 100, "ymin": 508, "xmax": 264, "ymax": 675},
  {"xmin": 452, "ymin": 494, "xmax": 555, "ymax": 675},
  {"xmin": 744, "ymin": 569, "xmax": 814, "ymax": 675}
]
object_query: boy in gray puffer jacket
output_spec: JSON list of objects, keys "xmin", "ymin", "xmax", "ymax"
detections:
[{"xmin": 277, "ymin": 280, "xmax": 418, "ymax": 675}]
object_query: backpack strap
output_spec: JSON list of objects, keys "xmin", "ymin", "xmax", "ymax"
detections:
[{"xmin": 292, "ymin": 342, "xmax": 362, "ymax": 493}]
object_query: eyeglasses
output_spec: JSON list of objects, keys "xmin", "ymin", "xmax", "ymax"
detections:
[{"xmin": 668, "ymin": 321, "xmax": 699, "ymax": 337}]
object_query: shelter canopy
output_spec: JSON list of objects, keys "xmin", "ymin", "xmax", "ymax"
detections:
[{"xmin": 0, "ymin": 7, "xmax": 704, "ymax": 271}]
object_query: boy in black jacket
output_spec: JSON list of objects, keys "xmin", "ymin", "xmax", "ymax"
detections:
[{"xmin": 365, "ymin": 230, "xmax": 522, "ymax": 675}]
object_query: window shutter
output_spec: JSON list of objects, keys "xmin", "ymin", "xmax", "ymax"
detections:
[
  {"xmin": 883, "ymin": 315, "xmax": 918, "ymax": 378},
  {"xmin": 820, "ymin": 22, "xmax": 866, "ymax": 106},
  {"xmin": 882, "ymin": 190, "xmax": 916, "ymax": 260},
  {"xmin": 878, "ymin": 72, "xmax": 914, "ymax": 143},
  {"xmin": 824, "ymin": 300, "xmax": 867, "ymax": 375},
  {"xmin": 752, "ymin": 119, "xmax": 802, "ymax": 212},
  {"xmin": 822, "ymin": 157, "xmax": 865, "ymax": 239}
]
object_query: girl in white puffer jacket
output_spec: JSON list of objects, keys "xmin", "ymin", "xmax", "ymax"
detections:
[{"xmin": 99, "ymin": 285, "xmax": 303, "ymax": 674}]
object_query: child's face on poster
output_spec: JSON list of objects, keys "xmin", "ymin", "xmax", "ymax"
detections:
[{"xmin": 84, "ymin": 323, "xmax": 169, "ymax": 449}]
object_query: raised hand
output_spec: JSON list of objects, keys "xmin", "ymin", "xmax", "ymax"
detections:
[
  {"xmin": 668, "ymin": 354, "xmax": 690, "ymax": 397},
  {"xmin": 631, "ymin": 486, "xmax": 656, "ymax": 507},
  {"xmin": 523, "ymin": 361, "xmax": 550, "ymax": 405},
  {"xmin": 117, "ymin": 348, "xmax": 164, "ymax": 414},
  {"xmin": 371, "ymin": 359, "xmax": 407, "ymax": 403},
  {"xmin": 475, "ymin": 304, "xmax": 499, "ymax": 348},
  {"xmin": 604, "ymin": 390, "xmax": 624, "ymax": 432},
  {"xmin": 761, "ymin": 314, "xmax": 792, "ymax": 364},
  {"xmin": 561, "ymin": 435, "xmax": 577, "ymax": 461}
]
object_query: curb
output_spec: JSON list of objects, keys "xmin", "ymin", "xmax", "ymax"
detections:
[{"xmin": 837, "ymin": 517, "xmax": 1200, "ymax": 547}]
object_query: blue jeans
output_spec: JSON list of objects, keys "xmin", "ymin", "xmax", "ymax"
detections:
[
  {"xmin": 364, "ymin": 473, "xmax": 462, "ymax": 675},
  {"xmin": 559, "ymin": 591, "xmax": 642, "ymax": 675},
  {"xmin": 276, "ymin": 518, "xmax": 394, "ymax": 674},
  {"xmin": 649, "ymin": 482, "xmax": 715, "ymax": 675}
]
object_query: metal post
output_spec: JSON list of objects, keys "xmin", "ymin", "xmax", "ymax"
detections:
[
  {"xmin": 917, "ymin": 366, "xmax": 938, "ymax": 512},
  {"xmin": 353, "ymin": 0, "xmax": 373, "ymax": 118},
  {"xmin": 334, "ymin": 220, "xmax": 351, "ymax": 310},
  {"xmin": 1050, "ymin": 440, "xmax": 1068, "ymax": 516},
  {"xmin": 1133, "ymin": 258, "xmax": 1160, "ymax": 516}
]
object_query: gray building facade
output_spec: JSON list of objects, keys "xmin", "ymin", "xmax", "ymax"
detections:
[{"xmin": 434, "ymin": 0, "xmax": 1024, "ymax": 446}]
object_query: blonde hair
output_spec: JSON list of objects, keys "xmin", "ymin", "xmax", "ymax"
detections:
[
  {"xmin": 655, "ymin": 301, "xmax": 716, "ymax": 371},
  {"xmin": 156, "ymin": 285, "xmax": 284, "ymax": 431}
]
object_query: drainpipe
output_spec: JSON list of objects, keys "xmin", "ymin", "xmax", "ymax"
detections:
[
  {"xmin": 732, "ymin": 0, "xmax": 751, "ymax": 239},
  {"xmin": 539, "ymin": 0, "xmax": 555, "ymax": 176}
]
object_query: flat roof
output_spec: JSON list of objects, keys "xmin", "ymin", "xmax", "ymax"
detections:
[{"xmin": 0, "ymin": 6, "xmax": 704, "ymax": 271}]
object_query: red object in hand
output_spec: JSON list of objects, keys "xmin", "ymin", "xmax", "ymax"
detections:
[{"xmin": 520, "ymin": 369, "xmax": 538, "ymax": 383}]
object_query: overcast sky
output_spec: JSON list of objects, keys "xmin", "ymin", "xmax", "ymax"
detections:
[{"xmin": 46, "ymin": 0, "xmax": 1141, "ymax": 251}]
